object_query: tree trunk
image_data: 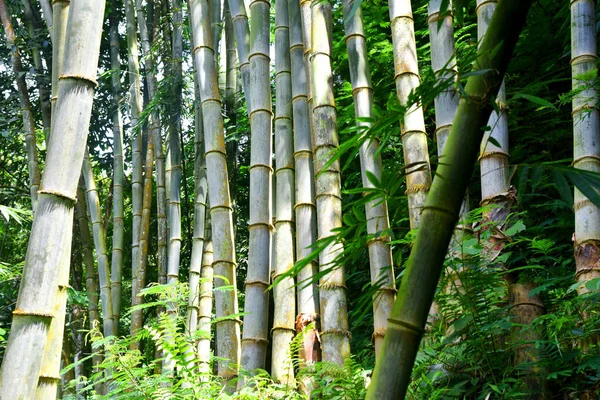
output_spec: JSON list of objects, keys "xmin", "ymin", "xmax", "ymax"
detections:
[
  {"xmin": 311, "ymin": 0, "xmax": 351, "ymax": 364},
  {"xmin": 189, "ymin": 0, "xmax": 241, "ymax": 383},
  {"xmin": 109, "ymin": 5, "xmax": 125, "ymax": 333},
  {"xmin": 390, "ymin": 0, "xmax": 432, "ymax": 229},
  {"xmin": 271, "ymin": 0, "xmax": 295, "ymax": 383},
  {"xmin": 287, "ymin": 0, "xmax": 320, "ymax": 371},
  {"xmin": 0, "ymin": 1, "xmax": 106, "ymax": 397},
  {"xmin": 366, "ymin": 1, "xmax": 533, "ymax": 397},
  {"xmin": 82, "ymin": 153, "xmax": 115, "ymax": 337},
  {"xmin": 571, "ymin": 0, "xmax": 600, "ymax": 293},
  {"xmin": 0, "ymin": 0, "xmax": 41, "ymax": 210},
  {"xmin": 343, "ymin": 0, "xmax": 396, "ymax": 357}
]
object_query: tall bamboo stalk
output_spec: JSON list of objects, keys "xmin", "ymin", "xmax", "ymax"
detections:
[
  {"xmin": 82, "ymin": 153, "xmax": 115, "ymax": 337},
  {"xmin": 0, "ymin": 1, "xmax": 106, "ymax": 396},
  {"xmin": 211, "ymin": 0, "xmax": 222, "ymax": 63},
  {"xmin": 125, "ymin": 0, "xmax": 144, "ymax": 305},
  {"xmin": 189, "ymin": 0, "xmax": 241, "ymax": 381},
  {"xmin": 39, "ymin": 0, "xmax": 52, "ymax": 33},
  {"xmin": 311, "ymin": 0, "xmax": 350, "ymax": 364},
  {"xmin": 50, "ymin": 0, "xmax": 69, "ymax": 125},
  {"xmin": 342, "ymin": 0, "xmax": 395, "ymax": 357},
  {"xmin": 571, "ymin": 0, "xmax": 600, "ymax": 292},
  {"xmin": 136, "ymin": 0, "xmax": 168, "ymax": 292},
  {"xmin": 271, "ymin": 0, "xmax": 295, "ymax": 382},
  {"xmin": 198, "ymin": 220, "xmax": 214, "ymax": 375},
  {"xmin": 228, "ymin": 0, "xmax": 251, "ymax": 103},
  {"xmin": 239, "ymin": 0, "xmax": 274, "ymax": 377},
  {"xmin": 389, "ymin": 0, "xmax": 432, "ymax": 229},
  {"xmin": 109, "ymin": 5, "xmax": 125, "ymax": 332},
  {"xmin": 477, "ymin": 0, "xmax": 509, "ymax": 206},
  {"xmin": 366, "ymin": 1, "xmax": 532, "ymax": 397},
  {"xmin": 0, "ymin": 0, "xmax": 41, "ymax": 210},
  {"xmin": 288, "ymin": 0, "xmax": 320, "ymax": 369}
]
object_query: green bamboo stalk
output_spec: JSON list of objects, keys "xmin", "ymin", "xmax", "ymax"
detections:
[
  {"xmin": 0, "ymin": 0, "xmax": 41, "ymax": 210},
  {"xmin": 109, "ymin": 4, "xmax": 125, "ymax": 332},
  {"xmin": 272, "ymin": 0, "xmax": 296, "ymax": 383},
  {"xmin": 389, "ymin": 0, "xmax": 432, "ymax": 229},
  {"xmin": 189, "ymin": 0, "xmax": 241, "ymax": 382},
  {"xmin": 287, "ymin": 0, "xmax": 320, "ymax": 368},
  {"xmin": 0, "ymin": 1, "xmax": 106, "ymax": 397},
  {"xmin": 239, "ymin": 0, "xmax": 274, "ymax": 378},
  {"xmin": 342, "ymin": 0, "xmax": 395, "ymax": 357},
  {"xmin": 82, "ymin": 152, "xmax": 115, "ymax": 337},
  {"xmin": 366, "ymin": 1, "xmax": 533, "ymax": 397},
  {"xmin": 311, "ymin": 0, "xmax": 350, "ymax": 364},
  {"xmin": 571, "ymin": 0, "xmax": 600, "ymax": 292}
]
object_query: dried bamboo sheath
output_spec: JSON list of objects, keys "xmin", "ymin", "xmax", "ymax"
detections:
[
  {"xmin": 571, "ymin": 0, "xmax": 600, "ymax": 289},
  {"xmin": 342, "ymin": 0, "xmax": 395, "ymax": 357}
]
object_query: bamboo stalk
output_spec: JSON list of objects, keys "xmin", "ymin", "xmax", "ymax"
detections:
[
  {"xmin": 0, "ymin": 1, "xmax": 106, "ymax": 397},
  {"xmin": 109, "ymin": 4, "xmax": 125, "ymax": 332},
  {"xmin": 0, "ymin": 0, "xmax": 41, "ymax": 210},
  {"xmin": 287, "ymin": 0, "xmax": 320, "ymax": 369},
  {"xmin": 198, "ymin": 214, "xmax": 214, "ymax": 376},
  {"xmin": 189, "ymin": 0, "xmax": 241, "ymax": 382},
  {"xmin": 310, "ymin": 0, "xmax": 351, "ymax": 364},
  {"xmin": 50, "ymin": 0, "xmax": 69, "ymax": 126},
  {"xmin": 342, "ymin": 0, "xmax": 396, "ymax": 357},
  {"xmin": 571, "ymin": 0, "xmax": 600, "ymax": 292},
  {"xmin": 366, "ymin": 1, "xmax": 533, "ymax": 397},
  {"xmin": 271, "ymin": 0, "xmax": 296, "ymax": 383},
  {"xmin": 228, "ymin": 0, "xmax": 251, "ymax": 104},
  {"xmin": 211, "ymin": 0, "xmax": 222, "ymax": 63}
]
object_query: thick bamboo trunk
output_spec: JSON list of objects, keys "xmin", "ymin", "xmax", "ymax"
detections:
[
  {"xmin": 287, "ymin": 0, "xmax": 320, "ymax": 368},
  {"xmin": 477, "ymin": 0, "xmax": 509, "ymax": 207},
  {"xmin": 299, "ymin": 0, "xmax": 315, "ymax": 142},
  {"xmin": 239, "ymin": 0, "xmax": 274, "ymax": 378},
  {"xmin": 311, "ymin": 0, "xmax": 350, "ymax": 364},
  {"xmin": 109, "ymin": 7, "xmax": 125, "ymax": 332},
  {"xmin": 75, "ymin": 185, "xmax": 103, "ymax": 376},
  {"xmin": 0, "ymin": 0, "xmax": 41, "ymax": 210},
  {"xmin": 271, "ymin": 0, "xmax": 296, "ymax": 383},
  {"xmin": 82, "ymin": 153, "xmax": 115, "ymax": 337},
  {"xmin": 136, "ymin": 0, "xmax": 168, "ymax": 292},
  {"xmin": 389, "ymin": 0, "xmax": 432, "ymax": 229},
  {"xmin": 189, "ymin": 0, "xmax": 241, "ymax": 382},
  {"xmin": 366, "ymin": 1, "xmax": 532, "ymax": 397},
  {"xmin": 571, "ymin": 0, "xmax": 600, "ymax": 292},
  {"xmin": 0, "ymin": 1, "xmax": 106, "ymax": 397},
  {"xmin": 228, "ymin": 0, "xmax": 251, "ymax": 104},
  {"xmin": 342, "ymin": 0, "xmax": 395, "ymax": 357}
]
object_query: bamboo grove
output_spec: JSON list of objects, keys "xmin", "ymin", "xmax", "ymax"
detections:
[{"xmin": 0, "ymin": 0, "xmax": 598, "ymax": 398}]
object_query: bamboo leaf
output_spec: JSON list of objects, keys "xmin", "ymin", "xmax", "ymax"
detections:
[
  {"xmin": 513, "ymin": 93, "xmax": 557, "ymax": 111},
  {"xmin": 551, "ymin": 169, "xmax": 573, "ymax": 207}
]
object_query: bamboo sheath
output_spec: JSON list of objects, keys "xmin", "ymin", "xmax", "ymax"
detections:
[
  {"xmin": 288, "ymin": 0, "xmax": 320, "ymax": 367},
  {"xmin": 82, "ymin": 153, "xmax": 115, "ymax": 338},
  {"xmin": 0, "ymin": 1, "xmax": 106, "ymax": 397},
  {"xmin": 477, "ymin": 0, "xmax": 509, "ymax": 203},
  {"xmin": 228, "ymin": 0, "xmax": 251, "ymax": 106},
  {"xmin": 125, "ymin": 0, "xmax": 144, "ymax": 306},
  {"xmin": 0, "ymin": 0, "xmax": 41, "ymax": 210},
  {"xmin": 342, "ymin": 0, "xmax": 395, "ymax": 358},
  {"xmin": 189, "ymin": 0, "xmax": 241, "ymax": 380},
  {"xmin": 240, "ymin": 0, "xmax": 274, "ymax": 377},
  {"xmin": 109, "ymin": 10, "xmax": 125, "ymax": 331},
  {"xmin": 136, "ymin": 0, "xmax": 168, "ymax": 294},
  {"xmin": 271, "ymin": 0, "xmax": 296, "ymax": 383},
  {"xmin": 389, "ymin": 0, "xmax": 432, "ymax": 229},
  {"xmin": 366, "ymin": 1, "xmax": 533, "ymax": 397},
  {"xmin": 571, "ymin": 0, "xmax": 600, "ymax": 290},
  {"xmin": 311, "ymin": 0, "xmax": 351, "ymax": 364}
]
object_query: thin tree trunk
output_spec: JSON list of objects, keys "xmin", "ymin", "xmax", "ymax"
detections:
[
  {"xmin": 0, "ymin": 1, "xmax": 106, "ymax": 397},
  {"xmin": 82, "ymin": 153, "xmax": 115, "ymax": 337},
  {"xmin": 310, "ymin": 0, "xmax": 351, "ymax": 365},
  {"xmin": 125, "ymin": 0, "xmax": 144, "ymax": 331},
  {"xmin": 271, "ymin": 0, "xmax": 295, "ymax": 383},
  {"xmin": 239, "ymin": 0, "xmax": 274, "ymax": 379},
  {"xmin": 189, "ymin": 0, "xmax": 241, "ymax": 382},
  {"xmin": 389, "ymin": 0, "xmax": 432, "ymax": 229},
  {"xmin": 0, "ymin": 0, "xmax": 41, "ymax": 210},
  {"xmin": 109, "ymin": 5, "xmax": 125, "ymax": 333},
  {"xmin": 287, "ymin": 0, "xmax": 320, "ymax": 370},
  {"xmin": 343, "ymin": 0, "xmax": 395, "ymax": 357},
  {"xmin": 571, "ymin": 0, "xmax": 600, "ymax": 293},
  {"xmin": 68, "ymin": 244, "xmax": 87, "ymax": 398},
  {"xmin": 366, "ymin": 1, "xmax": 532, "ymax": 397}
]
